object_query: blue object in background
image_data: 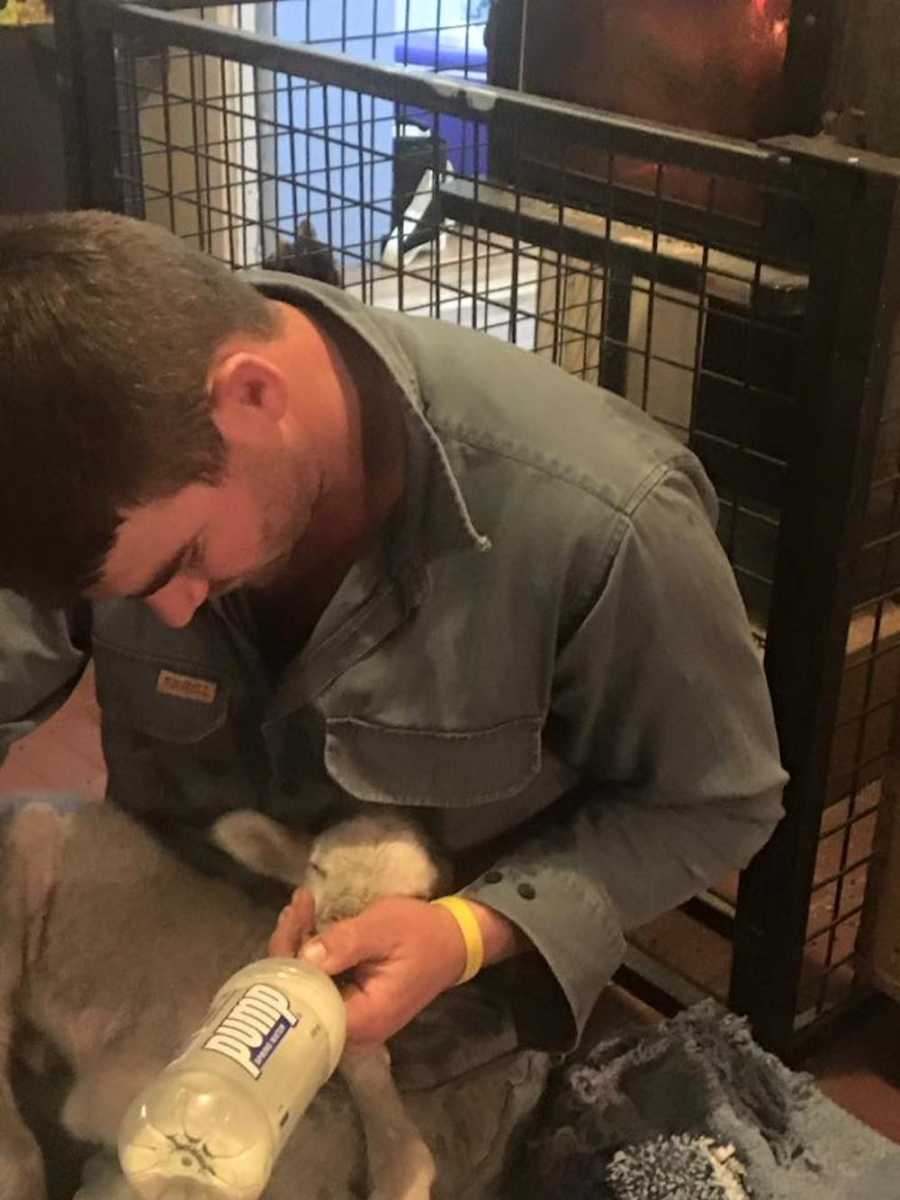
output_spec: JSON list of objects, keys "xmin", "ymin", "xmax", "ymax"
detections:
[
  {"xmin": 274, "ymin": 0, "xmax": 399, "ymax": 265},
  {"xmin": 393, "ymin": 25, "xmax": 489, "ymax": 178},
  {"xmin": 393, "ymin": 23, "xmax": 488, "ymax": 73},
  {"xmin": 271, "ymin": 3, "xmax": 491, "ymax": 266}
]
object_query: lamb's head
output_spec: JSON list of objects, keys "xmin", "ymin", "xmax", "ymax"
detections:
[
  {"xmin": 211, "ymin": 810, "xmax": 448, "ymax": 929},
  {"xmin": 305, "ymin": 814, "xmax": 448, "ymax": 926}
]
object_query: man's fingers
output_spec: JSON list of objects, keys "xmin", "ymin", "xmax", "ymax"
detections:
[
  {"xmin": 300, "ymin": 914, "xmax": 377, "ymax": 975},
  {"xmin": 291, "ymin": 886, "xmax": 317, "ymax": 937},
  {"xmin": 268, "ymin": 907, "xmax": 300, "ymax": 957},
  {"xmin": 268, "ymin": 887, "xmax": 316, "ymax": 956}
]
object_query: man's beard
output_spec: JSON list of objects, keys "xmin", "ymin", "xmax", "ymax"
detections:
[
  {"xmin": 243, "ymin": 452, "xmax": 322, "ymax": 594},
  {"xmin": 211, "ymin": 447, "xmax": 322, "ymax": 600}
]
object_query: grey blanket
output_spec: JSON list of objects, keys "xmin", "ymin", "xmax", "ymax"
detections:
[{"xmin": 515, "ymin": 1000, "xmax": 900, "ymax": 1200}]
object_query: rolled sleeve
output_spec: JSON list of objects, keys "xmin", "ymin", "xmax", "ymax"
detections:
[{"xmin": 465, "ymin": 462, "xmax": 787, "ymax": 1050}]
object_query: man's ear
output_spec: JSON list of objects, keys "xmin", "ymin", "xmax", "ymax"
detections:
[{"xmin": 208, "ymin": 351, "xmax": 288, "ymax": 438}]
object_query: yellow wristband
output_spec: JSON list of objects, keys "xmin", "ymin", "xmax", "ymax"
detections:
[{"xmin": 431, "ymin": 895, "xmax": 485, "ymax": 985}]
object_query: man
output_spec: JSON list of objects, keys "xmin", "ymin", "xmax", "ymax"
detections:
[{"xmin": 0, "ymin": 210, "xmax": 787, "ymax": 1054}]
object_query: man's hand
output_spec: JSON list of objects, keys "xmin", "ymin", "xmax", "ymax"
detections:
[{"xmin": 269, "ymin": 891, "xmax": 529, "ymax": 1047}]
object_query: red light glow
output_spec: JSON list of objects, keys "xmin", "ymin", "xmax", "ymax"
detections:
[{"xmin": 751, "ymin": 0, "xmax": 791, "ymax": 50}]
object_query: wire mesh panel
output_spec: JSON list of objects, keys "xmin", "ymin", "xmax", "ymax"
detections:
[{"xmin": 58, "ymin": 0, "xmax": 900, "ymax": 1055}]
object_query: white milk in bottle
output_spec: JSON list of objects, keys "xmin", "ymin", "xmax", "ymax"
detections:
[{"xmin": 117, "ymin": 958, "xmax": 346, "ymax": 1199}]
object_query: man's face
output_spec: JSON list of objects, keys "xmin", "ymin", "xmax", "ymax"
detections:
[{"xmin": 91, "ymin": 438, "xmax": 320, "ymax": 628}]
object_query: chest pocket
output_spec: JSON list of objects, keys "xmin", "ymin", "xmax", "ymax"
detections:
[
  {"xmin": 324, "ymin": 714, "xmax": 581, "ymax": 852},
  {"xmin": 324, "ymin": 715, "xmax": 542, "ymax": 807},
  {"xmin": 92, "ymin": 640, "xmax": 270, "ymax": 824},
  {"xmin": 93, "ymin": 641, "xmax": 230, "ymax": 744}
]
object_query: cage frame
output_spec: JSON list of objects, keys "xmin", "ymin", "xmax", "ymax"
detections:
[{"xmin": 53, "ymin": 0, "xmax": 900, "ymax": 1058}]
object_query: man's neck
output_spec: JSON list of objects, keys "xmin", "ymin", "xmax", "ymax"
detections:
[{"xmin": 261, "ymin": 300, "xmax": 407, "ymax": 597}]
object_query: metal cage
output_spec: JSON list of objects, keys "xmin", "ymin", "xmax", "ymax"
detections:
[{"xmin": 54, "ymin": 0, "xmax": 900, "ymax": 1057}]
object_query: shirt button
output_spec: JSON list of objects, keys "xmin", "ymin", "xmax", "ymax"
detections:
[
  {"xmin": 484, "ymin": 870, "xmax": 503, "ymax": 884},
  {"xmin": 517, "ymin": 883, "xmax": 536, "ymax": 900}
]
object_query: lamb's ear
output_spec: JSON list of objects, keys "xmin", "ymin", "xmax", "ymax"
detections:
[{"xmin": 211, "ymin": 811, "xmax": 311, "ymax": 886}]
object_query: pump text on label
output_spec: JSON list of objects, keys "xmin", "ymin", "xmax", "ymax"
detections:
[{"xmin": 204, "ymin": 983, "xmax": 298, "ymax": 1079}]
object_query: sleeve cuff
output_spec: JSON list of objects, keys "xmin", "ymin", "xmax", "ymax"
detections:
[{"xmin": 460, "ymin": 854, "xmax": 625, "ymax": 1051}]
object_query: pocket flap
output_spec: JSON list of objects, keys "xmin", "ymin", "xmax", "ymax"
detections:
[
  {"xmin": 324, "ymin": 716, "xmax": 542, "ymax": 807},
  {"xmin": 93, "ymin": 641, "xmax": 229, "ymax": 744}
]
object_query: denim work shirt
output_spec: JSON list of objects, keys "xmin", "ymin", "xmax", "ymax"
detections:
[{"xmin": 0, "ymin": 273, "xmax": 787, "ymax": 1049}]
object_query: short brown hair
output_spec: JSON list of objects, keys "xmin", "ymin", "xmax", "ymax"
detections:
[{"xmin": 0, "ymin": 211, "xmax": 276, "ymax": 602}]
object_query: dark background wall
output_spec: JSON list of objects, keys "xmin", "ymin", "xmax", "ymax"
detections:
[{"xmin": 0, "ymin": 25, "xmax": 68, "ymax": 213}]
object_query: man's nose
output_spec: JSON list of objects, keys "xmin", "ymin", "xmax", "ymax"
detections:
[{"xmin": 145, "ymin": 575, "xmax": 210, "ymax": 628}]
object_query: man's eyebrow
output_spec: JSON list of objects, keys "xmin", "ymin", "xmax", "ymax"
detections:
[{"xmin": 127, "ymin": 544, "xmax": 192, "ymax": 600}]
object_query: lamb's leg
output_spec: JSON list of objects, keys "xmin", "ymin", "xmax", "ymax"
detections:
[
  {"xmin": 339, "ymin": 1046, "xmax": 435, "ymax": 1200},
  {"xmin": 62, "ymin": 1051, "xmax": 160, "ymax": 1147}
]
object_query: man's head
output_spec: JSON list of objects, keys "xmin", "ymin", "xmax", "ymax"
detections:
[{"xmin": 0, "ymin": 211, "xmax": 283, "ymax": 609}]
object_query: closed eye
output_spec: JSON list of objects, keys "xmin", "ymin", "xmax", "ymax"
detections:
[
  {"xmin": 125, "ymin": 536, "xmax": 206, "ymax": 600},
  {"xmin": 181, "ymin": 538, "xmax": 206, "ymax": 575}
]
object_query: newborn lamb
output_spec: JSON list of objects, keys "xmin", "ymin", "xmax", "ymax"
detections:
[{"xmin": 0, "ymin": 798, "xmax": 542, "ymax": 1200}]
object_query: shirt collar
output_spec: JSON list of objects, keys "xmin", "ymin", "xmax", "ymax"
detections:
[{"xmin": 244, "ymin": 271, "xmax": 491, "ymax": 565}]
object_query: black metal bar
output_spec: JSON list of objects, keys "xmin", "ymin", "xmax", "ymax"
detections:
[
  {"xmin": 763, "ymin": 133, "xmax": 900, "ymax": 181},
  {"xmin": 617, "ymin": 947, "xmax": 713, "ymax": 1014},
  {"xmin": 780, "ymin": 1, "xmax": 838, "ymax": 139},
  {"xmin": 439, "ymin": 177, "xmax": 809, "ymax": 322},
  {"xmin": 600, "ymin": 269, "xmax": 631, "ymax": 397},
  {"xmin": 501, "ymin": 157, "xmax": 805, "ymax": 271},
  {"xmin": 730, "ymin": 158, "xmax": 900, "ymax": 1054},
  {"xmin": 783, "ymin": 990, "xmax": 884, "ymax": 1067},
  {"xmin": 59, "ymin": 0, "xmax": 129, "ymax": 212},
  {"xmin": 54, "ymin": 0, "xmax": 94, "ymax": 209},
  {"xmin": 681, "ymin": 894, "xmax": 737, "ymax": 942},
  {"xmin": 807, "ymin": 903, "xmax": 866, "ymax": 941},
  {"xmin": 84, "ymin": 20, "xmax": 128, "ymax": 213},
  {"xmin": 811, "ymin": 856, "xmax": 878, "ymax": 894},
  {"xmin": 611, "ymin": 965, "xmax": 684, "ymax": 1022},
  {"xmin": 88, "ymin": 1, "xmax": 794, "ymax": 186}
]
